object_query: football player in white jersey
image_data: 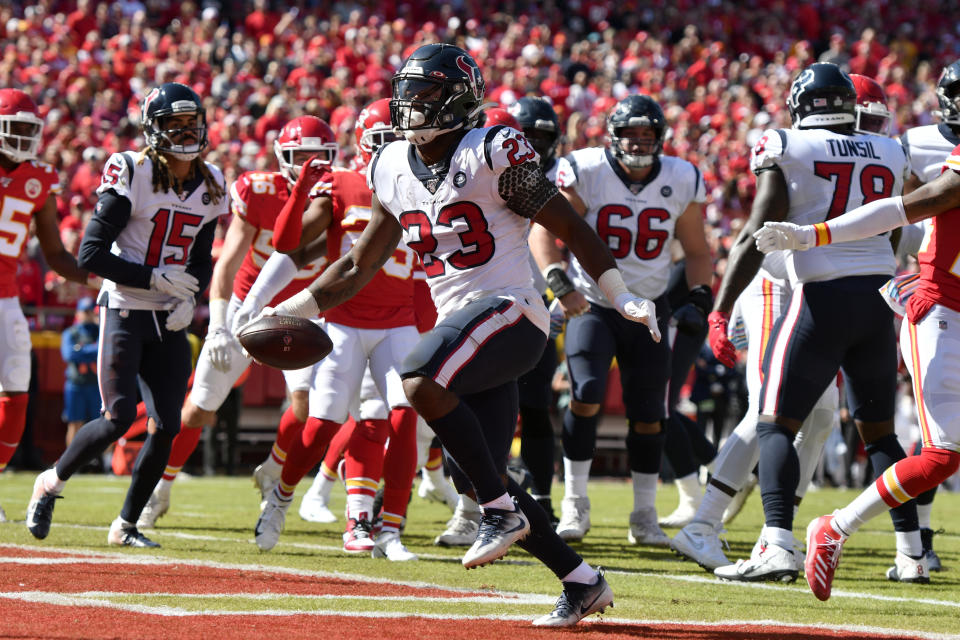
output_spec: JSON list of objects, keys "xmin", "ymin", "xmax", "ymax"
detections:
[
  {"xmin": 26, "ymin": 83, "xmax": 227, "ymax": 547},
  {"xmin": 265, "ymin": 43, "xmax": 659, "ymax": 627},
  {"xmin": 528, "ymin": 94, "xmax": 713, "ymax": 546},
  {"xmin": 670, "ymin": 72, "xmax": 897, "ymax": 572},
  {"xmin": 707, "ymin": 63, "xmax": 922, "ymax": 583}
]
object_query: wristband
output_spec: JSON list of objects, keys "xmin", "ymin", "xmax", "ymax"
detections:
[
  {"xmin": 542, "ymin": 262, "xmax": 576, "ymax": 299},
  {"xmin": 208, "ymin": 297, "xmax": 228, "ymax": 331},
  {"xmin": 274, "ymin": 288, "xmax": 321, "ymax": 319},
  {"xmin": 597, "ymin": 268, "xmax": 630, "ymax": 307},
  {"xmin": 686, "ymin": 284, "xmax": 713, "ymax": 316}
]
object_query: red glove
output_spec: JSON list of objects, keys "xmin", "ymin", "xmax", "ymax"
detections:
[
  {"xmin": 273, "ymin": 154, "xmax": 329, "ymax": 252},
  {"xmin": 707, "ymin": 310, "xmax": 737, "ymax": 368}
]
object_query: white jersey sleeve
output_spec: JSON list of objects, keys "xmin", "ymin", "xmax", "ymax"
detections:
[
  {"xmin": 900, "ymin": 124, "xmax": 960, "ymax": 184},
  {"xmin": 96, "ymin": 151, "xmax": 136, "ymax": 200}
]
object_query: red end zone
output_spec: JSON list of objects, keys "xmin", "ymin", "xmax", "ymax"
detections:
[{"xmin": 0, "ymin": 547, "xmax": 922, "ymax": 640}]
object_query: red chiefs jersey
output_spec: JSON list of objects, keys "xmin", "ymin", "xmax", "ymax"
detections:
[
  {"xmin": 229, "ymin": 171, "xmax": 326, "ymax": 305},
  {"xmin": 908, "ymin": 144, "xmax": 960, "ymax": 320},
  {"xmin": 319, "ymin": 168, "xmax": 417, "ymax": 329},
  {"xmin": 0, "ymin": 160, "xmax": 59, "ymax": 298}
]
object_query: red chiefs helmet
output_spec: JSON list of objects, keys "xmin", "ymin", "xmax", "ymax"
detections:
[
  {"xmin": 273, "ymin": 116, "xmax": 338, "ymax": 184},
  {"xmin": 482, "ymin": 107, "xmax": 520, "ymax": 130},
  {"xmin": 0, "ymin": 88, "xmax": 43, "ymax": 162},
  {"xmin": 354, "ymin": 98, "xmax": 398, "ymax": 167},
  {"xmin": 850, "ymin": 74, "xmax": 891, "ymax": 136}
]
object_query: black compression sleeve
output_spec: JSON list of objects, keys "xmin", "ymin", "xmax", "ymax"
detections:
[
  {"xmin": 186, "ymin": 218, "xmax": 217, "ymax": 298},
  {"xmin": 77, "ymin": 191, "xmax": 152, "ymax": 288}
]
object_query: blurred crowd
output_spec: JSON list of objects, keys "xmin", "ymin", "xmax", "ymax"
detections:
[{"xmin": 8, "ymin": 0, "xmax": 955, "ymax": 322}]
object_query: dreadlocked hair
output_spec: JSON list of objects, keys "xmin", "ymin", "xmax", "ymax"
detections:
[{"xmin": 136, "ymin": 147, "xmax": 225, "ymax": 205}]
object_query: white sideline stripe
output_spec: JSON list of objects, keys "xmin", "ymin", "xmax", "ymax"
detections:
[
  {"xmin": 5, "ymin": 540, "xmax": 959, "ymax": 610},
  {"xmin": 0, "ymin": 543, "xmax": 531, "ymax": 599},
  {"xmin": 0, "ymin": 592, "xmax": 953, "ymax": 639},
  {"xmin": 6, "ymin": 590, "xmax": 554, "ymax": 605},
  {"xmin": 603, "ymin": 566, "xmax": 960, "ymax": 609}
]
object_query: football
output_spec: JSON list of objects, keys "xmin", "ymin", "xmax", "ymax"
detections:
[{"xmin": 237, "ymin": 315, "xmax": 333, "ymax": 370}]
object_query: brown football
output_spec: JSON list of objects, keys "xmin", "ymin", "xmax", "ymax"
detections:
[{"xmin": 237, "ymin": 315, "xmax": 333, "ymax": 370}]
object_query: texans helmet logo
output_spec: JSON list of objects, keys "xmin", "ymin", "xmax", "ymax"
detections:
[
  {"xmin": 142, "ymin": 88, "xmax": 160, "ymax": 117},
  {"xmin": 456, "ymin": 56, "xmax": 482, "ymax": 100}
]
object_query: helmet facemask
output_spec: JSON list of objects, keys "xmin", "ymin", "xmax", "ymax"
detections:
[
  {"xmin": 148, "ymin": 111, "xmax": 208, "ymax": 161},
  {"xmin": 0, "ymin": 114, "xmax": 42, "ymax": 162},
  {"xmin": 611, "ymin": 125, "xmax": 662, "ymax": 168},
  {"xmin": 390, "ymin": 75, "xmax": 483, "ymax": 145},
  {"xmin": 274, "ymin": 143, "xmax": 337, "ymax": 186},
  {"xmin": 359, "ymin": 124, "xmax": 399, "ymax": 159},
  {"xmin": 854, "ymin": 101, "xmax": 891, "ymax": 136},
  {"xmin": 935, "ymin": 78, "xmax": 960, "ymax": 127}
]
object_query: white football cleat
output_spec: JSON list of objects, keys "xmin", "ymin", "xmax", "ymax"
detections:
[
  {"xmin": 671, "ymin": 521, "xmax": 730, "ymax": 571},
  {"xmin": 417, "ymin": 472, "xmax": 459, "ymax": 511},
  {"xmin": 372, "ymin": 531, "xmax": 417, "ymax": 561},
  {"xmin": 435, "ymin": 505, "xmax": 481, "ymax": 546},
  {"xmin": 108, "ymin": 517, "xmax": 160, "ymax": 548},
  {"xmin": 137, "ymin": 482, "xmax": 171, "ymax": 529},
  {"xmin": 627, "ymin": 507, "xmax": 670, "ymax": 547},
  {"xmin": 886, "ymin": 551, "xmax": 930, "ymax": 584},
  {"xmin": 556, "ymin": 496, "xmax": 591, "ymax": 541},
  {"xmin": 299, "ymin": 494, "xmax": 337, "ymax": 523},
  {"xmin": 715, "ymin": 540, "xmax": 800, "ymax": 582},
  {"xmin": 462, "ymin": 505, "xmax": 529, "ymax": 569},
  {"xmin": 254, "ymin": 493, "xmax": 290, "ymax": 551},
  {"xmin": 252, "ymin": 463, "xmax": 280, "ymax": 512},
  {"xmin": 532, "ymin": 569, "xmax": 613, "ymax": 627}
]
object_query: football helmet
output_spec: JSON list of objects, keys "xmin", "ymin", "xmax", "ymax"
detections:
[
  {"xmin": 481, "ymin": 107, "xmax": 520, "ymax": 129},
  {"xmin": 935, "ymin": 59, "xmax": 960, "ymax": 127},
  {"xmin": 141, "ymin": 82, "xmax": 208, "ymax": 161},
  {"xmin": 787, "ymin": 63, "xmax": 856, "ymax": 130},
  {"xmin": 508, "ymin": 97, "xmax": 561, "ymax": 166},
  {"xmin": 849, "ymin": 74, "xmax": 891, "ymax": 136},
  {"xmin": 607, "ymin": 94, "xmax": 665, "ymax": 169},
  {"xmin": 274, "ymin": 116, "xmax": 337, "ymax": 185},
  {"xmin": 355, "ymin": 98, "xmax": 398, "ymax": 167},
  {"xmin": 390, "ymin": 43, "xmax": 486, "ymax": 145},
  {"xmin": 0, "ymin": 89, "xmax": 43, "ymax": 163}
]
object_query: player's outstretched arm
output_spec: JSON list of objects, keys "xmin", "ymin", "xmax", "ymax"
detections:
[
  {"xmin": 273, "ymin": 194, "xmax": 402, "ymax": 318},
  {"xmin": 709, "ymin": 167, "xmax": 789, "ymax": 368},
  {"xmin": 755, "ymin": 168, "xmax": 960, "ymax": 252},
  {"xmin": 533, "ymin": 191, "xmax": 660, "ymax": 340},
  {"xmin": 34, "ymin": 194, "xmax": 90, "ymax": 285}
]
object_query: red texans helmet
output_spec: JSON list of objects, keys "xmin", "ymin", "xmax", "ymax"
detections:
[
  {"xmin": 354, "ymin": 98, "xmax": 398, "ymax": 167},
  {"xmin": 274, "ymin": 116, "xmax": 338, "ymax": 185},
  {"xmin": 0, "ymin": 88, "xmax": 43, "ymax": 162},
  {"xmin": 850, "ymin": 74, "xmax": 891, "ymax": 136},
  {"xmin": 482, "ymin": 107, "xmax": 520, "ymax": 130}
]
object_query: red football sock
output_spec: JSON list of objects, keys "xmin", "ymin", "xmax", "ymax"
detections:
[
  {"xmin": 877, "ymin": 446, "xmax": 960, "ymax": 508},
  {"xmin": 163, "ymin": 426, "xmax": 203, "ymax": 481},
  {"xmin": 425, "ymin": 445, "xmax": 444, "ymax": 472},
  {"xmin": 271, "ymin": 406, "xmax": 306, "ymax": 466},
  {"xmin": 280, "ymin": 417, "xmax": 340, "ymax": 489},
  {"xmin": 344, "ymin": 417, "xmax": 390, "ymax": 503},
  {"xmin": 323, "ymin": 416, "xmax": 357, "ymax": 472},
  {"xmin": 381, "ymin": 407, "xmax": 418, "ymax": 528},
  {"xmin": 0, "ymin": 394, "xmax": 28, "ymax": 470}
]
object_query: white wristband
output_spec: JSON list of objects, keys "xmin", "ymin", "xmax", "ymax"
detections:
[
  {"xmin": 540, "ymin": 262, "xmax": 566, "ymax": 279},
  {"xmin": 597, "ymin": 268, "xmax": 630, "ymax": 307},
  {"xmin": 208, "ymin": 298, "xmax": 228, "ymax": 331},
  {"xmin": 248, "ymin": 252, "xmax": 300, "ymax": 306},
  {"xmin": 274, "ymin": 288, "xmax": 321, "ymax": 319},
  {"xmin": 824, "ymin": 195, "xmax": 908, "ymax": 245}
]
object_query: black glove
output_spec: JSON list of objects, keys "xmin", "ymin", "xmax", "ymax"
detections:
[{"xmin": 672, "ymin": 284, "xmax": 712, "ymax": 337}]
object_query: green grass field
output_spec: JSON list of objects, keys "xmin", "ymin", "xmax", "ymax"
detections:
[{"xmin": 2, "ymin": 471, "xmax": 958, "ymax": 637}]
